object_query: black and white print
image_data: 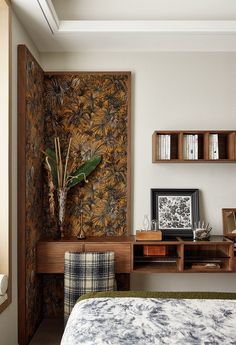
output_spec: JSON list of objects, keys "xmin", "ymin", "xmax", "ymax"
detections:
[
  {"xmin": 61, "ymin": 297, "xmax": 236, "ymax": 345},
  {"xmin": 158, "ymin": 196, "xmax": 192, "ymax": 230}
]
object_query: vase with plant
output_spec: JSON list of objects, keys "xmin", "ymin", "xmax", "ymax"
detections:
[{"xmin": 44, "ymin": 137, "xmax": 101, "ymax": 238}]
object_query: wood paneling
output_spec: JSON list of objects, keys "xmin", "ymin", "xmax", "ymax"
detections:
[
  {"xmin": 18, "ymin": 45, "xmax": 27, "ymax": 345},
  {"xmin": 37, "ymin": 238, "xmax": 132, "ymax": 274},
  {"xmin": 84, "ymin": 243, "xmax": 131, "ymax": 273},
  {"xmin": 37, "ymin": 241, "xmax": 131, "ymax": 274},
  {"xmin": 37, "ymin": 242, "xmax": 84, "ymax": 273},
  {"xmin": 37, "ymin": 237, "xmax": 133, "ymax": 274}
]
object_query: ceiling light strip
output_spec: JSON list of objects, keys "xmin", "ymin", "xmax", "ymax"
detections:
[
  {"xmin": 59, "ymin": 20, "xmax": 236, "ymax": 33},
  {"xmin": 37, "ymin": 0, "xmax": 59, "ymax": 34}
]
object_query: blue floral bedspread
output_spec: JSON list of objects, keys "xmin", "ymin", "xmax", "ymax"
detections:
[{"xmin": 61, "ymin": 297, "xmax": 236, "ymax": 345}]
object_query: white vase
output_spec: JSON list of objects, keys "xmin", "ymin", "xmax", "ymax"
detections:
[{"xmin": 142, "ymin": 214, "xmax": 150, "ymax": 231}]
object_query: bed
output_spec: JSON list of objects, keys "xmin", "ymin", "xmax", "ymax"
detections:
[{"xmin": 61, "ymin": 291, "xmax": 236, "ymax": 345}]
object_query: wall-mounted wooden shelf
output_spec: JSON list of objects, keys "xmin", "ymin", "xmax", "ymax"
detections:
[
  {"xmin": 37, "ymin": 235, "xmax": 235, "ymax": 274},
  {"xmin": 133, "ymin": 236, "xmax": 234, "ymax": 273},
  {"xmin": 152, "ymin": 130, "xmax": 236, "ymax": 163}
]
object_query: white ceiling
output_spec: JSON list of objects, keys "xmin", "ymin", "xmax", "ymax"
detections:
[{"xmin": 12, "ymin": 0, "xmax": 236, "ymax": 52}]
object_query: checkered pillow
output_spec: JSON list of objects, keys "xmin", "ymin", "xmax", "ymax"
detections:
[{"xmin": 64, "ymin": 251, "xmax": 115, "ymax": 323}]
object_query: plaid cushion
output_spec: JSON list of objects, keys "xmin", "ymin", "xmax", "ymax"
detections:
[{"xmin": 64, "ymin": 251, "xmax": 115, "ymax": 323}]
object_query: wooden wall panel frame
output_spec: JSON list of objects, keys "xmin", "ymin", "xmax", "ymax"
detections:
[{"xmin": 18, "ymin": 44, "xmax": 27, "ymax": 345}]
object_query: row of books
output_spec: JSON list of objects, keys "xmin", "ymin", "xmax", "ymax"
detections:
[
  {"xmin": 183, "ymin": 135, "xmax": 198, "ymax": 160},
  {"xmin": 158, "ymin": 135, "xmax": 171, "ymax": 160},
  {"xmin": 209, "ymin": 134, "xmax": 219, "ymax": 160},
  {"xmin": 157, "ymin": 134, "xmax": 220, "ymax": 160},
  {"xmin": 183, "ymin": 134, "xmax": 219, "ymax": 160}
]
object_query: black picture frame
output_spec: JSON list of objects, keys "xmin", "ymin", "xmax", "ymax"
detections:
[{"xmin": 151, "ymin": 188, "xmax": 200, "ymax": 239}]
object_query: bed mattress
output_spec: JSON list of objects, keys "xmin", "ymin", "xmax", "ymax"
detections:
[{"xmin": 61, "ymin": 296, "xmax": 236, "ymax": 345}]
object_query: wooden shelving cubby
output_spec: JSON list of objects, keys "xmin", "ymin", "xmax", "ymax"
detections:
[
  {"xmin": 152, "ymin": 130, "xmax": 236, "ymax": 163},
  {"xmin": 133, "ymin": 241, "xmax": 183, "ymax": 273},
  {"xmin": 132, "ymin": 236, "xmax": 233, "ymax": 273}
]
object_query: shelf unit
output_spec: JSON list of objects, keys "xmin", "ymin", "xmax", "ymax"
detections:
[
  {"xmin": 36, "ymin": 236, "xmax": 235, "ymax": 275},
  {"xmin": 132, "ymin": 236, "xmax": 234, "ymax": 273},
  {"xmin": 152, "ymin": 130, "xmax": 236, "ymax": 163}
]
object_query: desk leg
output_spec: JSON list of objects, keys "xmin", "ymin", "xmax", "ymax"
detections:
[{"xmin": 116, "ymin": 273, "xmax": 130, "ymax": 291}]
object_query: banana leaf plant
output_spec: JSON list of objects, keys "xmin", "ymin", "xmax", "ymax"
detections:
[
  {"xmin": 44, "ymin": 137, "xmax": 101, "ymax": 237},
  {"xmin": 45, "ymin": 140, "xmax": 101, "ymax": 189}
]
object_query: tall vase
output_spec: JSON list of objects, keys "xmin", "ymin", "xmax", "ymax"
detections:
[{"xmin": 57, "ymin": 187, "xmax": 68, "ymax": 238}]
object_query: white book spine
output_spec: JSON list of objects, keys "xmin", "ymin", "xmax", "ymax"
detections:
[
  {"xmin": 186, "ymin": 135, "xmax": 190, "ymax": 159},
  {"xmin": 161, "ymin": 135, "xmax": 165, "ymax": 159},
  {"xmin": 209, "ymin": 134, "xmax": 219, "ymax": 160},
  {"xmin": 166, "ymin": 135, "xmax": 171, "ymax": 159},
  {"xmin": 213, "ymin": 134, "xmax": 219, "ymax": 159},
  {"xmin": 194, "ymin": 135, "xmax": 198, "ymax": 160},
  {"xmin": 209, "ymin": 134, "xmax": 213, "ymax": 159},
  {"xmin": 163, "ymin": 135, "xmax": 166, "ymax": 159},
  {"xmin": 187, "ymin": 135, "xmax": 190, "ymax": 159},
  {"xmin": 169, "ymin": 134, "xmax": 171, "ymax": 159},
  {"xmin": 159, "ymin": 135, "xmax": 161, "ymax": 159},
  {"xmin": 158, "ymin": 135, "xmax": 161, "ymax": 159},
  {"xmin": 189, "ymin": 135, "xmax": 192, "ymax": 159},
  {"xmin": 189, "ymin": 135, "xmax": 194, "ymax": 159},
  {"xmin": 183, "ymin": 135, "xmax": 187, "ymax": 159}
]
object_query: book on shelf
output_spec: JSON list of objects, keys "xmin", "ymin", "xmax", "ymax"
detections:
[
  {"xmin": 158, "ymin": 134, "xmax": 171, "ymax": 160},
  {"xmin": 194, "ymin": 135, "xmax": 198, "ymax": 160},
  {"xmin": 183, "ymin": 134, "xmax": 198, "ymax": 160},
  {"xmin": 209, "ymin": 134, "xmax": 219, "ymax": 160}
]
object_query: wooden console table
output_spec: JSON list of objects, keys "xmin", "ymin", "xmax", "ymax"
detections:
[{"xmin": 37, "ymin": 235, "xmax": 236, "ymax": 275}]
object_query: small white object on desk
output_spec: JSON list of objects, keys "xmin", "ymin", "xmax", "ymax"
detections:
[{"xmin": 0, "ymin": 274, "xmax": 8, "ymax": 295}]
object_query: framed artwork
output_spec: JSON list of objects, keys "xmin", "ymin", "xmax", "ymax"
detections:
[{"xmin": 151, "ymin": 189, "xmax": 200, "ymax": 238}]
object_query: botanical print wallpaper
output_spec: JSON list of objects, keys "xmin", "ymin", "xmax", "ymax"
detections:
[
  {"xmin": 44, "ymin": 72, "xmax": 131, "ymax": 237},
  {"xmin": 24, "ymin": 47, "xmax": 45, "ymax": 342},
  {"xmin": 19, "ymin": 45, "xmax": 131, "ymax": 342},
  {"xmin": 42, "ymin": 274, "xmax": 64, "ymax": 317}
]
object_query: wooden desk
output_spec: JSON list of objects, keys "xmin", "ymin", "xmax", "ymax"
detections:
[{"xmin": 37, "ymin": 236, "xmax": 133, "ymax": 274}]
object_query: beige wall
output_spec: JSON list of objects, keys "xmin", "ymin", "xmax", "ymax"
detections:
[
  {"xmin": 0, "ymin": 11, "xmax": 40, "ymax": 345},
  {"xmin": 41, "ymin": 51, "xmax": 236, "ymax": 291}
]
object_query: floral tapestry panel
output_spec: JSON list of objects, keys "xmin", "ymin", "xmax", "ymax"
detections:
[
  {"xmin": 44, "ymin": 73, "xmax": 131, "ymax": 237},
  {"xmin": 43, "ymin": 274, "xmax": 64, "ymax": 317}
]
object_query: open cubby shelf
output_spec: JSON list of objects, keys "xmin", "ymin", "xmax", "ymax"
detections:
[
  {"xmin": 133, "ymin": 263, "xmax": 180, "ymax": 273},
  {"xmin": 133, "ymin": 236, "xmax": 234, "ymax": 273},
  {"xmin": 152, "ymin": 130, "xmax": 236, "ymax": 163}
]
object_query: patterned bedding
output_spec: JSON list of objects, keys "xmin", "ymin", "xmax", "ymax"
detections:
[{"xmin": 61, "ymin": 297, "xmax": 236, "ymax": 345}]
